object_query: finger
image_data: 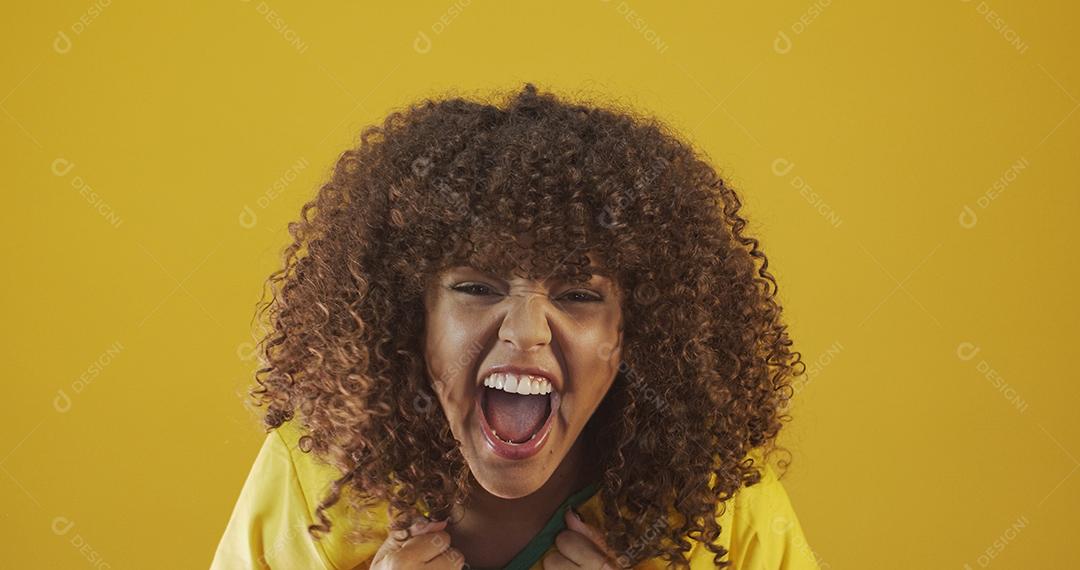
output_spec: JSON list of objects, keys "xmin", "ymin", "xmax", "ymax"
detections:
[
  {"xmin": 555, "ymin": 529, "xmax": 613, "ymax": 568},
  {"xmin": 375, "ymin": 520, "xmax": 422, "ymax": 564},
  {"xmin": 564, "ymin": 509, "xmax": 620, "ymax": 562},
  {"xmin": 374, "ymin": 520, "xmax": 450, "ymax": 567},
  {"xmin": 427, "ymin": 546, "xmax": 466, "ymax": 570},
  {"xmin": 542, "ymin": 549, "xmax": 579, "ymax": 569},
  {"xmin": 397, "ymin": 530, "xmax": 453, "ymax": 563},
  {"xmin": 389, "ymin": 518, "xmax": 448, "ymax": 544}
]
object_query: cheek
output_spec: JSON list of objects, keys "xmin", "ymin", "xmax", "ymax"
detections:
[
  {"xmin": 587, "ymin": 305, "xmax": 623, "ymax": 360},
  {"xmin": 567, "ymin": 311, "xmax": 623, "ymax": 403},
  {"xmin": 424, "ymin": 306, "xmax": 483, "ymax": 414}
]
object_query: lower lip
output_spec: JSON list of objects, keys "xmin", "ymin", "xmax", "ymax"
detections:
[{"xmin": 475, "ymin": 387, "xmax": 560, "ymax": 461}]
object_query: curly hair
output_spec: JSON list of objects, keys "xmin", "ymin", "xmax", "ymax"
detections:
[{"xmin": 249, "ymin": 82, "xmax": 803, "ymax": 568}]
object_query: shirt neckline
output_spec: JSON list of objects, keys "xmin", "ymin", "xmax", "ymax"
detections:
[{"xmin": 469, "ymin": 480, "xmax": 602, "ymax": 570}]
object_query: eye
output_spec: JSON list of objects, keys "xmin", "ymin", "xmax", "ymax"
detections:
[
  {"xmin": 451, "ymin": 283, "xmax": 499, "ymax": 297},
  {"xmin": 559, "ymin": 290, "xmax": 603, "ymax": 303},
  {"xmin": 451, "ymin": 283, "xmax": 601, "ymax": 303}
]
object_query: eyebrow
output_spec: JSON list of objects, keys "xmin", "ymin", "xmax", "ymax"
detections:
[{"xmin": 449, "ymin": 266, "xmax": 613, "ymax": 284}]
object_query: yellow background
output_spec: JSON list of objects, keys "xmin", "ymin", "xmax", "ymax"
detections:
[{"xmin": 3, "ymin": 1, "xmax": 1077, "ymax": 568}]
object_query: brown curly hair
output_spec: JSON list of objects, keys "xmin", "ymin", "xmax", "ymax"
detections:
[{"xmin": 249, "ymin": 83, "xmax": 803, "ymax": 567}]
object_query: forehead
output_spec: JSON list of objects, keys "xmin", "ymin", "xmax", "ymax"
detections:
[
  {"xmin": 443, "ymin": 263, "xmax": 615, "ymax": 284},
  {"xmin": 448, "ymin": 247, "xmax": 612, "ymax": 278}
]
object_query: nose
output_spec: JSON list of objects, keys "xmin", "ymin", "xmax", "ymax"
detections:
[{"xmin": 497, "ymin": 289, "xmax": 552, "ymax": 352}]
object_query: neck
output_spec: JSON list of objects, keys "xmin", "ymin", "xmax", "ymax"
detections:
[{"xmin": 445, "ymin": 433, "xmax": 601, "ymax": 568}]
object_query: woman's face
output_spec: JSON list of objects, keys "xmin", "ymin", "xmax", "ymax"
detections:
[{"xmin": 423, "ymin": 257, "xmax": 623, "ymax": 499}]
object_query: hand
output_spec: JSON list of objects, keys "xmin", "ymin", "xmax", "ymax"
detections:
[
  {"xmin": 543, "ymin": 509, "xmax": 625, "ymax": 569},
  {"xmin": 370, "ymin": 518, "xmax": 464, "ymax": 570}
]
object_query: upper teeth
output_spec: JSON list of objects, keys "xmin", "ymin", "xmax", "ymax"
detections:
[{"xmin": 483, "ymin": 373, "xmax": 552, "ymax": 395}]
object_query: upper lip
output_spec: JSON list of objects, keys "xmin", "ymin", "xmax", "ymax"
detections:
[{"xmin": 479, "ymin": 364, "xmax": 561, "ymax": 392}]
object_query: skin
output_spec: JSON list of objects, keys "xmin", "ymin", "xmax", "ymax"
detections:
[
  {"xmin": 370, "ymin": 519, "xmax": 464, "ymax": 570},
  {"xmin": 420, "ymin": 253, "xmax": 625, "ymax": 567},
  {"xmin": 366, "ymin": 511, "xmax": 619, "ymax": 570}
]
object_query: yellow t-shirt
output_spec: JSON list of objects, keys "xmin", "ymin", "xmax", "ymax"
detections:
[{"xmin": 211, "ymin": 421, "xmax": 821, "ymax": 569}]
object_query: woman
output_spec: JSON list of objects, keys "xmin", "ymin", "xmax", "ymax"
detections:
[{"xmin": 212, "ymin": 83, "xmax": 819, "ymax": 569}]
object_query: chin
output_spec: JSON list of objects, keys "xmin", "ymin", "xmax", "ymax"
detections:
[
  {"xmin": 463, "ymin": 425, "xmax": 564, "ymax": 499},
  {"xmin": 475, "ymin": 472, "xmax": 548, "ymax": 499}
]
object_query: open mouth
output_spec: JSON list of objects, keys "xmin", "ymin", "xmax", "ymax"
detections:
[{"xmin": 475, "ymin": 372, "xmax": 560, "ymax": 461}]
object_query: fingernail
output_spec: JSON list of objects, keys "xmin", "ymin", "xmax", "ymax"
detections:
[{"xmin": 412, "ymin": 518, "xmax": 439, "ymax": 533}]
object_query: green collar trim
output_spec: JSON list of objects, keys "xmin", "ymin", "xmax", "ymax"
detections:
[{"xmin": 471, "ymin": 480, "xmax": 602, "ymax": 570}]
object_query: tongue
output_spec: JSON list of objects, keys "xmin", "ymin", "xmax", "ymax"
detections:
[{"xmin": 484, "ymin": 389, "xmax": 550, "ymax": 443}]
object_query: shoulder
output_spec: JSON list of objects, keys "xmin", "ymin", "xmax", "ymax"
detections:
[
  {"xmin": 580, "ymin": 456, "xmax": 822, "ymax": 569},
  {"xmin": 210, "ymin": 422, "xmax": 387, "ymax": 570},
  {"xmin": 713, "ymin": 459, "xmax": 822, "ymax": 569},
  {"xmin": 274, "ymin": 421, "xmax": 390, "ymax": 568}
]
